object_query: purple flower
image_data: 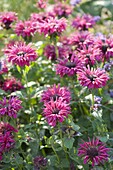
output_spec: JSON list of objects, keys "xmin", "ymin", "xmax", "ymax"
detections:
[
  {"xmin": 33, "ymin": 156, "xmax": 47, "ymax": 170},
  {"xmin": 70, "ymin": 0, "xmax": 82, "ymax": 6},
  {"xmin": 2, "ymin": 77, "xmax": 23, "ymax": 92},
  {"xmin": 0, "ymin": 122, "xmax": 18, "ymax": 160},
  {"xmin": 43, "ymin": 99, "xmax": 71, "ymax": 127},
  {"xmin": 56, "ymin": 53, "xmax": 83, "ymax": 77},
  {"xmin": 0, "ymin": 12, "xmax": 17, "ymax": 29},
  {"xmin": 78, "ymin": 138, "xmax": 109, "ymax": 166},
  {"xmin": 38, "ymin": 17, "xmax": 67, "ymax": 36},
  {"xmin": 15, "ymin": 20, "xmax": 37, "ymax": 38},
  {"xmin": 41, "ymin": 84, "xmax": 71, "ymax": 103},
  {"xmin": 94, "ymin": 37, "xmax": 113, "ymax": 61},
  {"xmin": 69, "ymin": 31, "xmax": 94, "ymax": 50},
  {"xmin": 36, "ymin": 0, "xmax": 47, "ymax": 9},
  {"xmin": 77, "ymin": 45, "xmax": 98, "ymax": 66},
  {"xmin": 53, "ymin": 2, "xmax": 73, "ymax": 18},
  {"xmin": 0, "ymin": 96, "xmax": 22, "ymax": 118},
  {"xmin": 72, "ymin": 14, "xmax": 98, "ymax": 31},
  {"xmin": 44, "ymin": 45, "xmax": 56, "ymax": 60},
  {"xmin": 77, "ymin": 66, "xmax": 109, "ymax": 89},
  {"xmin": 5, "ymin": 41, "xmax": 37, "ymax": 67}
]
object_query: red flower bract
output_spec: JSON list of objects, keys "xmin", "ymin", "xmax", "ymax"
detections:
[
  {"xmin": 43, "ymin": 99, "xmax": 71, "ymax": 127},
  {"xmin": 0, "ymin": 96, "xmax": 22, "ymax": 118},
  {"xmin": 41, "ymin": 84, "xmax": 71, "ymax": 103},
  {"xmin": 77, "ymin": 66, "xmax": 109, "ymax": 89},
  {"xmin": 78, "ymin": 138, "xmax": 109, "ymax": 166},
  {"xmin": 5, "ymin": 41, "xmax": 37, "ymax": 67}
]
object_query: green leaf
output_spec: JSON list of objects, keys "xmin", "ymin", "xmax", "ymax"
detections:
[
  {"xmin": 63, "ymin": 137, "xmax": 74, "ymax": 149},
  {"xmin": 16, "ymin": 65, "xmax": 21, "ymax": 73}
]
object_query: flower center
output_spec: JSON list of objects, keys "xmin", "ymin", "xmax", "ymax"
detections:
[
  {"xmin": 102, "ymin": 44, "xmax": 108, "ymax": 54},
  {"xmin": 66, "ymin": 62, "xmax": 76, "ymax": 68},
  {"xmin": 17, "ymin": 52, "xmax": 26, "ymax": 57},
  {"xmin": 88, "ymin": 75, "xmax": 97, "ymax": 82},
  {"xmin": 87, "ymin": 147, "xmax": 99, "ymax": 158},
  {"xmin": 52, "ymin": 94, "xmax": 59, "ymax": 101},
  {"xmin": 52, "ymin": 109, "xmax": 59, "ymax": 114}
]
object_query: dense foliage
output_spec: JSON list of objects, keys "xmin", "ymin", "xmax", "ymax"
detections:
[{"xmin": 0, "ymin": 0, "xmax": 113, "ymax": 170}]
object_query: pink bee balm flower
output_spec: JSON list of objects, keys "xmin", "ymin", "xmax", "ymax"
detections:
[
  {"xmin": 53, "ymin": 2, "xmax": 73, "ymax": 18},
  {"xmin": 38, "ymin": 17, "xmax": 67, "ymax": 36},
  {"xmin": 2, "ymin": 77, "xmax": 23, "ymax": 92},
  {"xmin": 0, "ymin": 122, "xmax": 18, "ymax": 160},
  {"xmin": 41, "ymin": 84, "xmax": 71, "ymax": 103},
  {"xmin": 68, "ymin": 31, "xmax": 94, "ymax": 49},
  {"xmin": 36, "ymin": 0, "xmax": 47, "ymax": 9},
  {"xmin": 78, "ymin": 138, "xmax": 109, "ymax": 167},
  {"xmin": 43, "ymin": 99, "xmax": 71, "ymax": 127},
  {"xmin": 0, "ymin": 12, "xmax": 17, "ymax": 29},
  {"xmin": 77, "ymin": 66, "xmax": 109, "ymax": 89},
  {"xmin": 5, "ymin": 41, "xmax": 37, "ymax": 67},
  {"xmin": 44, "ymin": 45, "xmax": 56, "ymax": 60},
  {"xmin": 72, "ymin": 14, "xmax": 99, "ymax": 31},
  {"xmin": 56, "ymin": 54, "xmax": 84, "ymax": 77},
  {"xmin": 15, "ymin": 20, "xmax": 37, "ymax": 38},
  {"xmin": 94, "ymin": 37, "xmax": 113, "ymax": 61},
  {"xmin": 0, "ymin": 96, "xmax": 22, "ymax": 118}
]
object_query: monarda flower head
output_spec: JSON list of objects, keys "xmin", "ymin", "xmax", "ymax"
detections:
[
  {"xmin": 2, "ymin": 77, "xmax": 23, "ymax": 92},
  {"xmin": 77, "ymin": 66, "xmax": 109, "ymax": 89},
  {"xmin": 33, "ymin": 156, "xmax": 48, "ymax": 170},
  {"xmin": 44, "ymin": 44, "xmax": 56, "ymax": 60},
  {"xmin": 0, "ymin": 12, "xmax": 17, "ymax": 30},
  {"xmin": 15, "ymin": 20, "xmax": 37, "ymax": 38},
  {"xmin": 94, "ymin": 36, "xmax": 113, "ymax": 61},
  {"xmin": 36, "ymin": 0, "xmax": 47, "ymax": 9},
  {"xmin": 0, "ymin": 96, "xmax": 22, "ymax": 118},
  {"xmin": 38, "ymin": 17, "xmax": 67, "ymax": 37},
  {"xmin": 78, "ymin": 138, "xmax": 109, "ymax": 167},
  {"xmin": 0, "ymin": 122, "xmax": 18, "ymax": 160},
  {"xmin": 53, "ymin": 2, "xmax": 73, "ymax": 18},
  {"xmin": 43, "ymin": 99, "xmax": 71, "ymax": 127},
  {"xmin": 41, "ymin": 84, "xmax": 71, "ymax": 103},
  {"xmin": 56, "ymin": 53, "xmax": 84, "ymax": 77},
  {"xmin": 68, "ymin": 31, "xmax": 94, "ymax": 50},
  {"xmin": 72, "ymin": 14, "xmax": 99, "ymax": 31},
  {"xmin": 5, "ymin": 41, "xmax": 37, "ymax": 67}
]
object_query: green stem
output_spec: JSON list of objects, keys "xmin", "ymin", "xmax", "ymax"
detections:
[{"xmin": 51, "ymin": 145, "xmax": 60, "ymax": 163}]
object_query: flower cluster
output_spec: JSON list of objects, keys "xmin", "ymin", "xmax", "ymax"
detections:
[
  {"xmin": 36, "ymin": 0, "xmax": 47, "ymax": 9},
  {"xmin": 77, "ymin": 66, "xmax": 109, "ymax": 89},
  {"xmin": 78, "ymin": 138, "xmax": 109, "ymax": 166},
  {"xmin": 0, "ymin": 96, "xmax": 22, "ymax": 118},
  {"xmin": 56, "ymin": 53, "xmax": 84, "ymax": 77},
  {"xmin": 41, "ymin": 84, "xmax": 71, "ymax": 127},
  {"xmin": 15, "ymin": 20, "xmax": 37, "ymax": 38},
  {"xmin": 72, "ymin": 14, "xmax": 99, "ymax": 30},
  {"xmin": 0, "ymin": 12, "xmax": 17, "ymax": 29},
  {"xmin": 5, "ymin": 41, "xmax": 37, "ymax": 67},
  {"xmin": 0, "ymin": 122, "xmax": 18, "ymax": 160},
  {"xmin": 2, "ymin": 77, "xmax": 23, "ymax": 92},
  {"xmin": 53, "ymin": 2, "xmax": 73, "ymax": 18},
  {"xmin": 38, "ymin": 17, "xmax": 67, "ymax": 36},
  {"xmin": 33, "ymin": 156, "xmax": 47, "ymax": 170}
]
